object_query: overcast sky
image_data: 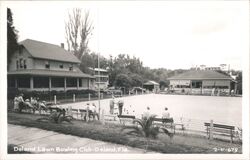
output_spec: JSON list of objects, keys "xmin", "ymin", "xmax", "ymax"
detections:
[{"xmin": 4, "ymin": 1, "xmax": 249, "ymax": 70}]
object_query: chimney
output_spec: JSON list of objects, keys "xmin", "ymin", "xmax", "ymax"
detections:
[{"xmin": 60, "ymin": 43, "xmax": 64, "ymax": 49}]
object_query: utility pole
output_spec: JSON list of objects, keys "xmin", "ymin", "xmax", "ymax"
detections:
[
  {"xmin": 98, "ymin": 53, "xmax": 101, "ymax": 121},
  {"xmin": 96, "ymin": 8, "xmax": 102, "ymax": 122}
]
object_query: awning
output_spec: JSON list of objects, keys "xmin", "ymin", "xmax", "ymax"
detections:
[
  {"xmin": 214, "ymin": 80, "xmax": 230, "ymax": 86},
  {"xmin": 203, "ymin": 80, "xmax": 230, "ymax": 86},
  {"xmin": 202, "ymin": 80, "xmax": 215, "ymax": 86},
  {"xmin": 170, "ymin": 80, "xmax": 190, "ymax": 86}
]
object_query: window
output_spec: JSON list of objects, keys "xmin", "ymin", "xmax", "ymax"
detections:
[
  {"xmin": 19, "ymin": 58, "xmax": 23, "ymax": 68},
  {"xmin": 8, "ymin": 77, "xmax": 15, "ymax": 88},
  {"xmin": 51, "ymin": 78, "xmax": 64, "ymax": 88},
  {"xmin": 66, "ymin": 78, "xmax": 77, "ymax": 87},
  {"xmin": 45, "ymin": 61, "xmax": 50, "ymax": 69},
  {"xmin": 69, "ymin": 64, "xmax": 73, "ymax": 71},
  {"xmin": 16, "ymin": 60, "xmax": 19, "ymax": 69},
  {"xmin": 18, "ymin": 47, "xmax": 22, "ymax": 55},
  {"xmin": 191, "ymin": 81, "xmax": 202, "ymax": 88},
  {"xmin": 23, "ymin": 60, "xmax": 27, "ymax": 69},
  {"xmin": 17, "ymin": 77, "xmax": 30, "ymax": 88},
  {"xmin": 59, "ymin": 64, "xmax": 63, "ymax": 69},
  {"xmin": 34, "ymin": 77, "xmax": 49, "ymax": 88},
  {"xmin": 79, "ymin": 79, "xmax": 82, "ymax": 87}
]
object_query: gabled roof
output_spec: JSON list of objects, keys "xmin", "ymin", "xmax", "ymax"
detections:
[
  {"xmin": 144, "ymin": 81, "xmax": 159, "ymax": 85},
  {"xmin": 168, "ymin": 70, "xmax": 233, "ymax": 80},
  {"xmin": 8, "ymin": 69, "xmax": 95, "ymax": 78},
  {"xmin": 20, "ymin": 39, "xmax": 80, "ymax": 63}
]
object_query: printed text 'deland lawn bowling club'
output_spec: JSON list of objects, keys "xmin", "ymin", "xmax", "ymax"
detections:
[{"xmin": 13, "ymin": 146, "xmax": 129, "ymax": 153}]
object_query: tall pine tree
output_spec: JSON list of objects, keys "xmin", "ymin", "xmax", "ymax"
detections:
[{"xmin": 7, "ymin": 8, "xmax": 19, "ymax": 68}]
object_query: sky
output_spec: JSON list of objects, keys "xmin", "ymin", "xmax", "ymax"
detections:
[{"xmin": 3, "ymin": 1, "xmax": 249, "ymax": 70}]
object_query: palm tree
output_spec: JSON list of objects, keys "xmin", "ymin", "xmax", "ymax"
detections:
[
  {"xmin": 36, "ymin": 108, "xmax": 73, "ymax": 124},
  {"xmin": 122, "ymin": 115, "xmax": 174, "ymax": 152}
]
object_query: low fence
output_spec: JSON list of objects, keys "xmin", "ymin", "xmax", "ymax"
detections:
[
  {"xmin": 170, "ymin": 116, "xmax": 242, "ymax": 143},
  {"xmin": 169, "ymin": 88, "xmax": 231, "ymax": 96}
]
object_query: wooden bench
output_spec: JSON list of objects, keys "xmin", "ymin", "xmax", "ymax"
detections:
[
  {"xmin": 104, "ymin": 114, "xmax": 117, "ymax": 121},
  {"xmin": 204, "ymin": 122, "xmax": 235, "ymax": 143},
  {"xmin": 79, "ymin": 109, "xmax": 87, "ymax": 120},
  {"xmin": 152, "ymin": 117, "xmax": 177, "ymax": 133},
  {"xmin": 117, "ymin": 115, "xmax": 136, "ymax": 124},
  {"xmin": 71, "ymin": 109, "xmax": 80, "ymax": 119},
  {"xmin": 48, "ymin": 106, "xmax": 64, "ymax": 112}
]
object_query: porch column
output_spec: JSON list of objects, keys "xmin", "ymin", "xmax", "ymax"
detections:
[
  {"xmin": 49, "ymin": 77, "xmax": 52, "ymax": 91},
  {"xmin": 30, "ymin": 76, "xmax": 34, "ymax": 90},
  {"xmin": 89, "ymin": 79, "xmax": 91, "ymax": 89},
  {"xmin": 64, "ymin": 77, "xmax": 67, "ymax": 91},
  {"xmin": 77, "ymin": 78, "xmax": 79, "ymax": 90}
]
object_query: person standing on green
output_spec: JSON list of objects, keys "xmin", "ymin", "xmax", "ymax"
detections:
[
  {"xmin": 110, "ymin": 94, "xmax": 115, "ymax": 114},
  {"xmin": 118, "ymin": 100, "xmax": 124, "ymax": 115}
]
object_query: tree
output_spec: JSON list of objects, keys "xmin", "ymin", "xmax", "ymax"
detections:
[
  {"xmin": 65, "ymin": 8, "xmax": 93, "ymax": 60},
  {"xmin": 159, "ymin": 80, "xmax": 167, "ymax": 90},
  {"xmin": 130, "ymin": 74, "xmax": 143, "ymax": 87},
  {"xmin": 7, "ymin": 8, "xmax": 19, "ymax": 68},
  {"xmin": 236, "ymin": 71, "xmax": 242, "ymax": 95},
  {"xmin": 79, "ymin": 52, "xmax": 95, "ymax": 74},
  {"xmin": 114, "ymin": 74, "xmax": 132, "ymax": 90},
  {"xmin": 122, "ymin": 115, "xmax": 173, "ymax": 152}
]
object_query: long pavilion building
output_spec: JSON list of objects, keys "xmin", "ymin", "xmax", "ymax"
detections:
[{"xmin": 168, "ymin": 70, "xmax": 237, "ymax": 95}]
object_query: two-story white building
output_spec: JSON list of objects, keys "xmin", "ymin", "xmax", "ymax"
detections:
[
  {"xmin": 7, "ymin": 39, "xmax": 95, "ymax": 91},
  {"xmin": 89, "ymin": 68, "xmax": 109, "ymax": 91}
]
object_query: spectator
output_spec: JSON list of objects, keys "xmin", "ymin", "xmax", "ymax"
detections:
[
  {"xmin": 25, "ymin": 99, "xmax": 32, "ymax": 108},
  {"xmin": 90, "ymin": 103, "xmax": 99, "ymax": 120},
  {"xmin": 162, "ymin": 107, "xmax": 170, "ymax": 119},
  {"xmin": 30, "ymin": 97, "xmax": 37, "ymax": 106},
  {"xmin": 211, "ymin": 87, "xmax": 215, "ymax": 96},
  {"xmin": 110, "ymin": 97, "xmax": 115, "ymax": 115},
  {"xmin": 142, "ymin": 106, "xmax": 151, "ymax": 119},
  {"xmin": 17, "ymin": 93, "xmax": 24, "ymax": 112},
  {"xmin": 217, "ymin": 88, "xmax": 220, "ymax": 96},
  {"xmin": 118, "ymin": 100, "xmax": 124, "ymax": 115},
  {"xmin": 13, "ymin": 95, "xmax": 19, "ymax": 112},
  {"xmin": 85, "ymin": 103, "xmax": 90, "ymax": 121}
]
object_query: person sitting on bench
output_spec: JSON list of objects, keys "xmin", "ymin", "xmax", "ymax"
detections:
[
  {"xmin": 89, "ymin": 103, "xmax": 99, "ymax": 120},
  {"xmin": 162, "ymin": 107, "xmax": 170, "ymax": 123}
]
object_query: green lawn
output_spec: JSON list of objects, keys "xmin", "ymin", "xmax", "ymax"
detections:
[{"xmin": 8, "ymin": 112, "xmax": 242, "ymax": 154}]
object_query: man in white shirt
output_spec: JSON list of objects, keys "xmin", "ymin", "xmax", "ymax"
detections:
[
  {"xmin": 17, "ymin": 93, "xmax": 24, "ymax": 112},
  {"xmin": 142, "ymin": 107, "xmax": 151, "ymax": 119},
  {"xmin": 87, "ymin": 103, "xmax": 99, "ymax": 120},
  {"xmin": 13, "ymin": 95, "xmax": 19, "ymax": 112},
  {"xmin": 162, "ymin": 107, "xmax": 170, "ymax": 119}
]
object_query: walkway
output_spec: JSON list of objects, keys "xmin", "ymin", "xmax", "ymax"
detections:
[{"xmin": 8, "ymin": 124, "xmax": 154, "ymax": 154}]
